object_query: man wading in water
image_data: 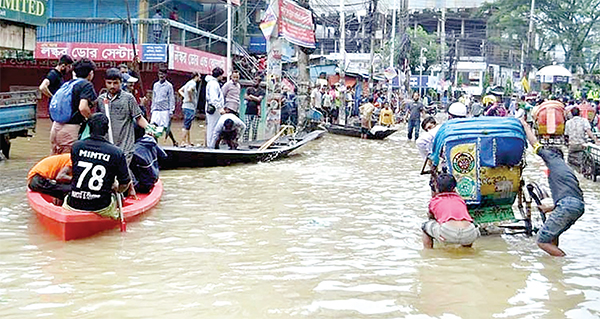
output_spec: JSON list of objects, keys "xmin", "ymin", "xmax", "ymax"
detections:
[{"xmin": 520, "ymin": 117, "xmax": 586, "ymax": 257}]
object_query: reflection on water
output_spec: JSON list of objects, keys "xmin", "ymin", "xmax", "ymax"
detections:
[{"xmin": 1, "ymin": 119, "xmax": 600, "ymax": 318}]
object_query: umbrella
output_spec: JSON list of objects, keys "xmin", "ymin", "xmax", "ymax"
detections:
[{"xmin": 537, "ymin": 65, "xmax": 572, "ymax": 77}]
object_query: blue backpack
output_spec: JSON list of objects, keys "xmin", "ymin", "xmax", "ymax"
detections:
[{"xmin": 49, "ymin": 78, "xmax": 84, "ymax": 123}]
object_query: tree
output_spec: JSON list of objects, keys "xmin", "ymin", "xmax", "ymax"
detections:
[
  {"xmin": 380, "ymin": 26, "xmax": 440, "ymax": 74},
  {"xmin": 480, "ymin": 0, "xmax": 600, "ymax": 74}
]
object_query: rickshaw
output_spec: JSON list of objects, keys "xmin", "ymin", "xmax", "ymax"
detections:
[
  {"xmin": 533, "ymin": 100, "xmax": 566, "ymax": 145},
  {"xmin": 581, "ymin": 142, "xmax": 600, "ymax": 182},
  {"xmin": 422, "ymin": 117, "xmax": 546, "ymax": 235}
]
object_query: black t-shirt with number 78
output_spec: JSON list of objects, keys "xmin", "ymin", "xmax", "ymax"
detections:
[{"xmin": 67, "ymin": 136, "xmax": 130, "ymax": 211}]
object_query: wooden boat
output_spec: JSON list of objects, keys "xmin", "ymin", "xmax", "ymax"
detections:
[
  {"xmin": 28, "ymin": 180, "xmax": 163, "ymax": 240},
  {"xmin": 159, "ymin": 130, "xmax": 325, "ymax": 169},
  {"xmin": 325, "ymin": 124, "xmax": 397, "ymax": 140}
]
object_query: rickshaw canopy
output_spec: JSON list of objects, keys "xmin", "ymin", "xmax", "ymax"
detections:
[{"xmin": 430, "ymin": 117, "xmax": 527, "ymax": 168}]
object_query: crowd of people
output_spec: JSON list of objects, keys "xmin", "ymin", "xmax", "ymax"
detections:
[
  {"xmin": 30, "ymin": 56, "xmax": 168, "ymax": 219},
  {"xmin": 27, "ymin": 56, "xmax": 597, "ymax": 256}
]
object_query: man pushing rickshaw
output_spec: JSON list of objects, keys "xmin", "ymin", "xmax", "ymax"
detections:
[{"xmin": 421, "ymin": 114, "xmax": 581, "ymax": 256}]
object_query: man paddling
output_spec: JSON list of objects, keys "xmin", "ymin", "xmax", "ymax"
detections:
[{"xmin": 64, "ymin": 113, "xmax": 131, "ymax": 219}]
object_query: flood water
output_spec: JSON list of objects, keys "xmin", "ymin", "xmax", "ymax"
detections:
[{"xmin": 1, "ymin": 118, "xmax": 600, "ymax": 318}]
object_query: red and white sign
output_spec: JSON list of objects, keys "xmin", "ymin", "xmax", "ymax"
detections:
[
  {"xmin": 279, "ymin": 0, "xmax": 315, "ymax": 48},
  {"xmin": 35, "ymin": 42, "xmax": 142, "ymax": 61},
  {"xmin": 168, "ymin": 44, "xmax": 227, "ymax": 74}
]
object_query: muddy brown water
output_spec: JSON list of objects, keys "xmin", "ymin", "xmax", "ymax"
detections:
[{"xmin": 1, "ymin": 119, "xmax": 599, "ymax": 318}]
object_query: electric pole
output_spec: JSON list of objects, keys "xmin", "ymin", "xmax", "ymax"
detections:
[
  {"xmin": 339, "ymin": 0, "xmax": 346, "ymax": 124},
  {"xmin": 368, "ymin": 0, "xmax": 377, "ymax": 93},
  {"xmin": 296, "ymin": 0, "xmax": 311, "ymax": 127}
]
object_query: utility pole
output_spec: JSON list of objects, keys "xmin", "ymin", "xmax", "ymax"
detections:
[
  {"xmin": 440, "ymin": 7, "xmax": 446, "ymax": 82},
  {"xmin": 226, "ymin": 0, "xmax": 232, "ymax": 80},
  {"xmin": 296, "ymin": 0, "xmax": 311, "ymax": 128},
  {"xmin": 368, "ymin": 0, "xmax": 377, "ymax": 93},
  {"xmin": 454, "ymin": 37, "xmax": 460, "ymax": 86},
  {"xmin": 390, "ymin": 7, "xmax": 396, "ymax": 68},
  {"xmin": 339, "ymin": 0, "xmax": 346, "ymax": 124},
  {"xmin": 524, "ymin": 0, "xmax": 536, "ymax": 76}
]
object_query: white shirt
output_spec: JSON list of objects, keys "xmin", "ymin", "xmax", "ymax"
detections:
[
  {"xmin": 210, "ymin": 113, "xmax": 246, "ymax": 148},
  {"xmin": 180, "ymin": 79, "xmax": 198, "ymax": 109},
  {"xmin": 416, "ymin": 125, "xmax": 440, "ymax": 160},
  {"xmin": 205, "ymin": 75, "xmax": 223, "ymax": 110}
]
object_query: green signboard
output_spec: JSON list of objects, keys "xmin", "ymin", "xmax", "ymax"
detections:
[{"xmin": 0, "ymin": 0, "xmax": 48, "ymax": 26}]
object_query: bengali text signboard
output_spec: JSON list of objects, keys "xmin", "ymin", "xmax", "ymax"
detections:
[
  {"xmin": 279, "ymin": 0, "xmax": 315, "ymax": 48},
  {"xmin": 168, "ymin": 44, "xmax": 226, "ymax": 74},
  {"xmin": 35, "ymin": 42, "xmax": 168, "ymax": 62}
]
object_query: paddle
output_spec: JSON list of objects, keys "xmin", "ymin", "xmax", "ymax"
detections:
[
  {"xmin": 105, "ymin": 97, "xmax": 127, "ymax": 232},
  {"xmin": 258, "ymin": 125, "xmax": 294, "ymax": 151},
  {"xmin": 117, "ymin": 192, "xmax": 126, "ymax": 232}
]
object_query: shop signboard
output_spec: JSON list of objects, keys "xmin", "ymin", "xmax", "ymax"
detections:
[
  {"xmin": 35, "ymin": 42, "xmax": 168, "ymax": 62},
  {"xmin": 168, "ymin": 44, "xmax": 226, "ymax": 74},
  {"xmin": 279, "ymin": 0, "xmax": 315, "ymax": 48},
  {"xmin": 0, "ymin": 0, "xmax": 48, "ymax": 26}
]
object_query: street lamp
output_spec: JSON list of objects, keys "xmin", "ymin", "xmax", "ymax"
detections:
[{"xmin": 420, "ymin": 47, "xmax": 427, "ymax": 98}]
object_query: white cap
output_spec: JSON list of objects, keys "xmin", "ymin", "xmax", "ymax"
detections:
[
  {"xmin": 448, "ymin": 102, "xmax": 467, "ymax": 117},
  {"xmin": 127, "ymin": 76, "xmax": 138, "ymax": 83}
]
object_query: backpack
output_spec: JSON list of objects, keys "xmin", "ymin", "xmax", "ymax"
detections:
[{"xmin": 49, "ymin": 78, "xmax": 84, "ymax": 123}]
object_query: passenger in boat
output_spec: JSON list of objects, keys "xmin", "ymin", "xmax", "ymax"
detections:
[
  {"xmin": 64, "ymin": 113, "xmax": 132, "ymax": 220},
  {"xmin": 151, "ymin": 68, "xmax": 178, "ymax": 146},
  {"xmin": 27, "ymin": 153, "xmax": 72, "ymax": 205},
  {"xmin": 359, "ymin": 97, "xmax": 375, "ymax": 139},
  {"xmin": 178, "ymin": 72, "xmax": 200, "ymax": 147},
  {"xmin": 130, "ymin": 133, "xmax": 167, "ymax": 194},
  {"xmin": 565, "ymin": 107, "xmax": 599, "ymax": 166},
  {"xmin": 406, "ymin": 92, "xmax": 424, "ymax": 141},
  {"xmin": 222, "ymin": 70, "xmax": 241, "ymax": 115},
  {"xmin": 244, "ymin": 76, "xmax": 264, "ymax": 142},
  {"xmin": 211, "ymin": 108, "xmax": 246, "ymax": 149},
  {"xmin": 97, "ymin": 68, "xmax": 149, "ymax": 167},
  {"xmin": 205, "ymin": 67, "xmax": 225, "ymax": 148},
  {"xmin": 378, "ymin": 102, "xmax": 395, "ymax": 127},
  {"xmin": 422, "ymin": 173, "xmax": 479, "ymax": 249},
  {"xmin": 49, "ymin": 58, "xmax": 97, "ymax": 155},
  {"xmin": 520, "ymin": 117, "xmax": 585, "ymax": 257}
]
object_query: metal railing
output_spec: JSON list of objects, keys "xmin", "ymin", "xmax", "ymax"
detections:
[{"xmin": 37, "ymin": 18, "xmax": 227, "ymax": 53}]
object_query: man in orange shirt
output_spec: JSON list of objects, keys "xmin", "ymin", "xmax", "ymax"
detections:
[{"xmin": 27, "ymin": 153, "xmax": 72, "ymax": 202}]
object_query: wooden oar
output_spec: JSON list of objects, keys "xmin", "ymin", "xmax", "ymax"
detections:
[
  {"xmin": 258, "ymin": 125, "xmax": 293, "ymax": 151},
  {"xmin": 106, "ymin": 97, "xmax": 126, "ymax": 232},
  {"xmin": 117, "ymin": 192, "xmax": 126, "ymax": 232}
]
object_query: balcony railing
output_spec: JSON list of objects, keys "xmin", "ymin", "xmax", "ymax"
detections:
[{"xmin": 37, "ymin": 18, "xmax": 227, "ymax": 54}]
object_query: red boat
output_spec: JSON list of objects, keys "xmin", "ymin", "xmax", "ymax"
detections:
[{"xmin": 28, "ymin": 180, "xmax": 163, "ymax": 240}]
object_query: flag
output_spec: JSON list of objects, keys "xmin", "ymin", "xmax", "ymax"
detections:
[
  {"xmin": 521, "ymin": 76, "xmax": 530, "ymax": 93},
  {"xmin": 259, "ymin": 5, "xmax": 277, "ymax": 40},
  {"xmin": 384, "ymin": 66, "xmax": 398, "ymax": 80}
]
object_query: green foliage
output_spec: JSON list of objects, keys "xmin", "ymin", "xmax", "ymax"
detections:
[
  {"xmin": 381, "ymin": 26, "xmax": 441, "ymax": 74},
  {"xmin": 481, "ymin": 0, "xmax": 600, "ymax": 74},
  {"xmin": 504, "ymin": 78, "xmax": 514, "ymax": 95}
]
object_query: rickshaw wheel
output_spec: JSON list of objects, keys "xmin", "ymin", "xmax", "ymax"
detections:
[{"xmin": 582, "ymin": 152, "xmax": 595, "ymax": 181}]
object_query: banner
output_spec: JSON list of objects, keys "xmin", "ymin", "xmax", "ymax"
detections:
[
  {"xmin": 168, "ymin": 44, "xmax": 226, "ymax": 74},
  {"xmin": 279, "ymin": 0, "xmax": 315, "ymax": 48},
  {"xmin": 35, "ymin": 42, "xmax": 168, "ymax": 62},
  {"xmin": 259, "ymin": 4, "xmax": 278, "ymax": 40}
]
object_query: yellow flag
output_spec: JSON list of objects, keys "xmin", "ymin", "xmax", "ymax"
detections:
[{"xmin": 521, "ymin": 77, "xmax": 530, "ymax": 93}]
